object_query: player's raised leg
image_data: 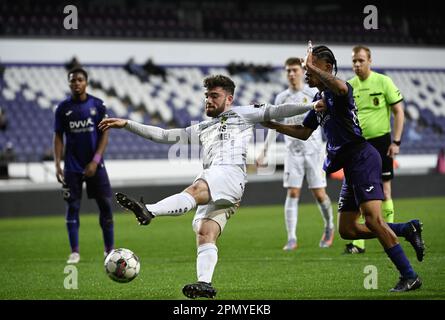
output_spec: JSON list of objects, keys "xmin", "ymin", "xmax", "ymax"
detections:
[{"xmin": 115, "ymin": 179, "xmax": 202, "ymax": 225}]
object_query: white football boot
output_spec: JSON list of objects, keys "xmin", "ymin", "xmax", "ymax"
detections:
[{"xmin": 66, "ymin": 252, "xmax": 80, "ymax": 264}]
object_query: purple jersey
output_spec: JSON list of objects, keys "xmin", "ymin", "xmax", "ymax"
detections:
[
  {"xmin": 303, "ymin": 82, "xmax": 366, "ymax": 173},
  {"xmin": 54, "ymin": 94, "xmax": 107, "ymax": 173}
]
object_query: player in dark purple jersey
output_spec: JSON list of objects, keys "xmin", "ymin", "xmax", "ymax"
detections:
[
  {"xmin": 262, "ymin": 42, "xmax": 424, "ymax": 292},
  {"xmin": 54, "ymin": 68, "xmax": 114, "ymax": 264}
]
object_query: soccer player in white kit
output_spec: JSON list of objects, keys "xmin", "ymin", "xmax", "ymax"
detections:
[
  {"xmin": 257, "ymin": 58, "xmax": 335, "ymax": 251},
  {"xmin": 98, "ymin": 75, "xmax": 325, "ymax": 299}
]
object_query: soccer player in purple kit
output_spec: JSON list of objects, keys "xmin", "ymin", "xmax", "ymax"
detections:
[
  {"xmin": 54, "ymin": 68, "xmax": 114, "ymax": 264},
  {"xmin": 262, "ymin": 42, "xmax": 425, "ymax": 292}
]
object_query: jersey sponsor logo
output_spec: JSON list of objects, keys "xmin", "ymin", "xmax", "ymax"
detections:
[{"xmin": 69, "ymin": 117, "xmax": 95, "ymax": 133}]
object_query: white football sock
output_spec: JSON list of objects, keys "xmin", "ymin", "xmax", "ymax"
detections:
[
  {"xmin": 196, "ymin": 243, "xmax": 218, "ymax": 284},
  {"xmin": 145, "ymin": 192, "xmax": 196, "ymax": 217},
  {"xmin": 284, "ymin": 196, "xmax": 299, "ymax": 241},
  {"xmin": 317, "ymin": 195, "xmax": 334, "ymax": 229}
]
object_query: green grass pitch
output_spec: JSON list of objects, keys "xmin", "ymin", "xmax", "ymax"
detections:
[{"xmin": 1, "ymin": 197, "xmax": 444, "ymax": 300}]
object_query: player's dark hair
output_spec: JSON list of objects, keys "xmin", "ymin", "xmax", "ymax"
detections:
[
  {"xmin": 68, "ymin": 67, "xmax": 88, "ymax": 81},
  {"xmin": 284, "ymin": 57, "xmax": 302, "ymax": 67},
  {"xmin": 203, "ymin": 75, "xmax": 236, "ymax": 96},
  {"xmin": 312, "ymin": 45, "xmax": 338, "ymax": 75}
]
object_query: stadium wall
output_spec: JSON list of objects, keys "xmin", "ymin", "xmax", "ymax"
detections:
[{"xmin": 1, "ymin": 39, "xmax": 445, "ymax": 68}]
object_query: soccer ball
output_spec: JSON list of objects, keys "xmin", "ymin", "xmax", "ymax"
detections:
[{"xmin": 104, "ymin": 248, "xmax": 140, "ymax": 283}]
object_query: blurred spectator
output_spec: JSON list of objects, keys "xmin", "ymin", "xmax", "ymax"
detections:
[
  {"xmin": 0, "ymin": 106, "xmax": 7, "ymax": 131},
  {"xmin": 406, "ymin": 122, "xmax": 422, "ymax": 141},
  {"xmin": 143, "ymin": 58, "xmax": 167, "ymax": 82},
  {"xmin": 124, "ymin": 57, "xmax": 149, "ymax": 82},
  {"xmin": 436, "ymin": 148, "xmax": 445, "ymax": 174},
  {"xmin": 0, "ymin": 60, "xmax": 5, "ymax": 80},
  {"xmin": 41, "ymin": 147, "xmax": 54, "ymax": 161},
  {"xmin": 0, "ymin": 142, "xmax": 16, "ymax": 179},
  {"xmin": 226, "ymin": 62, "xmax": 273, "ymax": 82},
  {"xmin": 65, "ymin": 56, "xmax": 82, "ymax": 71}
]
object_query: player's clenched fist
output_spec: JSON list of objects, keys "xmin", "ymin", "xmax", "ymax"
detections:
[{"xmin": 98, "ymin": 118, "xmax": 128, "ymax": 131}]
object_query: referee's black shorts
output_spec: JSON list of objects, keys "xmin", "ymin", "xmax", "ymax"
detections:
[{"xmin": 367, "ymin": 132, "xmax": 394, "ymax": 181}]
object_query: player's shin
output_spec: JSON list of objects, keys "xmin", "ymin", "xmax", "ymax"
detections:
[
  {"xmin": 284, "ymin": 196, "xmax": 298, "ymax": 241},
  {"xmin": 146, "ymin": 192, "xmax": 197, "ymax": 216},
  {"xmin": 66, "ymin": 200, "xmax": 81, "ymax": 253},
  {"xmin": 317, "ymin": 195, "xmax": 334, "ymax": 229},
  {"xmin": 196, "ymin": 243, "xmax": 218, "ymax": 283},
  {"xmin": 385, "ymin": 244, "xmax": 417, "ymax": 279},
  {"xmin": 97, "ymin": 197, "xmax": 114, "ymax": 253}
]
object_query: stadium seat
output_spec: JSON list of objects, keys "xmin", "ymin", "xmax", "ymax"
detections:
[{"xmin": 1, "ymin": 63, "xmax": 444, "ymax": 161}]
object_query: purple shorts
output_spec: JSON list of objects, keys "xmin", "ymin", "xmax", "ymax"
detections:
[
  {"xmin": 63, "ymin": 166, "xmax": 112, "ymax": 202},
  {"xmin": 338, "ymin": 142, "xmax": 384, "ymax": 212}
]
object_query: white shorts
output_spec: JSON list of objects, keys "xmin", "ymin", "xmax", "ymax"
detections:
[
  {"xmin": 283, "ymin": 151, "xmax": 326, "ymax": 189},
  {"xmin": 192, "ymin": 165, "xmax": 246, "ymax": 233}
]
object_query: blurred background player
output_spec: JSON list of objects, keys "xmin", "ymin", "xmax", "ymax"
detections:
[
  {"xmin": 256, "ymin": 57, "xmax": 334, "ymax": 251},
  {"xmin": 98, "ymin": 74, "xmax": 322, "ymax": 298},
  {"xmin": 344, "ymin": 45, "xmax": 405, "ymax": 254},
  {"xmin": 262, "ymin": 42, "xmax": 424, "ymax": 292},
  {"xmin": 53, "ymin": 67, "xmax": 114, "ymax": 264}
]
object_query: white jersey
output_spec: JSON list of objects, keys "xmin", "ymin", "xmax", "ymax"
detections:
[
  {"xmin": 125, "ymin": 102, "xmax": 315, "ymax": 172},
  {"xmin": 187, "ymin": 106, "xmax": 261, "ymax": 171},
  {"xmin": 274, "ymin": 86, "xmax": 323, "ymax": 154}
]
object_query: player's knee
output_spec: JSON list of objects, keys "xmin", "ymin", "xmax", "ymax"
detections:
[
  {"xmin": 364, "ymin": 214, "xmax": 385, "ymax": 231},
  {"xmin": 196, "ymin": 231, "xmax": 217, "ymax": 245},
  {"xmin": 100, "ymin": 217, "xmax": 114, "ymax": 228},
  {"xmin": 196, "ymin": 223, "xmax": 219, "ymax": 244},
  {"xmin": 66, "ymin": 200, "xmax": 81, "ymax": 218},
  {"xmin": 288, "ymin": 188, "xmax": 299, "ymax": 198},
  {"xmin": 186, "ymin": 180, "xmax": 208, "ymax": 199},
  {"xmin": 315, "ymin": 194, "xmax": 327, "ymax": 203}
]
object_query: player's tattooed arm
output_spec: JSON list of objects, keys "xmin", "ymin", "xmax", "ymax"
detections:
[
  {"xmin": 306, "ymin": 63, "xmax": 348, "ymax": 96},
  {"xmin": 261, "ymin": 122, "xmax": 314, "ymax": 140}
]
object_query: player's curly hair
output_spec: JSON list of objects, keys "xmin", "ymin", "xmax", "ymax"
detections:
[
  {"xmin": 312, "ymin": 45, "xmax": 338, "ymax": 75},
  {"xmin": 204, "ymin": 75, "xmax": 236, "ymax": 95}
]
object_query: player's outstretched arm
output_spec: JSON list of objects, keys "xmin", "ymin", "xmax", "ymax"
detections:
[
  {"xmin": 261, "ymin": 121, "xmax": 314, "ymax": 141},
  {"xmin": 99, "ymin": 118, "xmax": 189, "ymax": 145},
  {"xmin": 98, "ymin": 118, "xmax": 128, "ymax": 130},
  {"xmin": 265, "ymin": 101, "xmax": 323, "ymax": 120},
  {"xmin": 233, "ymin": 99, "xmax": 325, "ymax": 124}
]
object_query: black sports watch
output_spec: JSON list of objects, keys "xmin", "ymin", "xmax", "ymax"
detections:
[{"xmin": 392, "ymin": 140, "xmax": 401, "ymax": 146}]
